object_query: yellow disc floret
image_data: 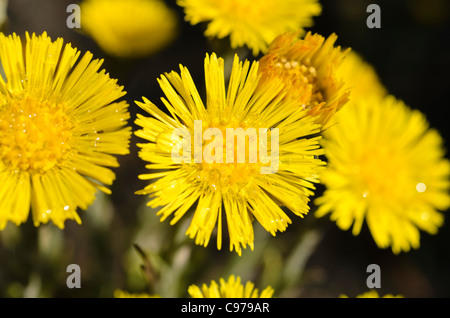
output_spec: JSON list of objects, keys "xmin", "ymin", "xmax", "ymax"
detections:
[
  {"xmin": 259, "ymin": 32, "xmax": 350, "ymax": 128},
  {"xmin": 0, "ymin": 95, "xmax": 73, "ymax": 173}
]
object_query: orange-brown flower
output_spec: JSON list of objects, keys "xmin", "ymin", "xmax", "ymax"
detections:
[{"xmin": 259, "ymin": 31, "xmax": 350, "ymax": 128}]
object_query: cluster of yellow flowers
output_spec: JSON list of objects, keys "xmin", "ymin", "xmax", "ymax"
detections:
[{"xmin": 0, "ymin": 0, "xmax": 448, "ymax": 298}]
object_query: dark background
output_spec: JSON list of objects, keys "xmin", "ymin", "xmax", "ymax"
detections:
[{"xmin": 0, "ymin": 0, "xmax": 449, "ymax": 298}]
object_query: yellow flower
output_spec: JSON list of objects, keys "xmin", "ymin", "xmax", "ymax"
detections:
[
  {"xmin": 177, "ymin": 0, "xmax": 322, "ymax": 56},
  {"xmin": 337, "ymin": 50, "xmax": 387, "ymax": 102},
  {"xmin": 0, "ymin": 32, "xmax": 131, "ymax": 230},
  {"xmin": 340, "ymin": 290, "xmax": 403, "ymax": 298},
  {"xmin": 114, "ymin": 289, "xmax": 159, "ymax": 298},
  {"xmin": 135, "ymin": 52, "xmax": 325, "ymax": 255},
  {"xmin": 188, "ymin": 275, "xmax": 274, "ymax": 298},
  {"xmin": 315, "ymin": 95, "xmax": 450, "ymax": 254},
  {"xmin": 81, "ymin": 0, "xmax": 179, "ymax": 58},
  {"xmin": 258, "ymin": 32, "xmax": 350, "ymax": 128}
]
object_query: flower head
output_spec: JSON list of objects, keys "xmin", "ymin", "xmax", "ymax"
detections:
[
  {"xmin": 0, "ymin": 32, "xmax": 131, "ymax": 230},
  {"xmin": 114, "ymin": 290, "xmax": 159, "ymax": 298},
  {"xmin": 336, "ymin": 51, "xmax": 387, "ymax": 102},
  {"xmin": 177, "ymin": 0, "xmax": 321, "ymax": 56},
  {"xmin": 81, "ymin": 0, "xmax": 179, "ymax": 58},
  {"xmin": 315, "ymin": 95, "xmax": 450, "ymax": 254},
  {"xmin": 258, "ymin": 32, "xmax": 350, "ymax": 128},
  {"xmin": 340, "ymin": 290, "xmax": 403, "ymax": 298},
  {"xmin": 188, "ymin": 275, "xmax": 274, "ymax": 298},
  {"xmin": 135, "ymin": 52, "xmax": 325, "ymax": 255}
]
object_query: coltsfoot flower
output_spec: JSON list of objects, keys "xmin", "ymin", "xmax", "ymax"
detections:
[
  {"xmin": 336, "ymin": 50, "xmax": 387, "ymax": 102},
  {"xmin": 340, "ymin": 290, "xmax": 403, "ymax": 298},
  {"xmin": 188, "ymin": 275, "xmax": 274, "ymax": 298},
  {"xmin": 135, "ymin": 52, "xmax": 325, "ymax": 255},
  {"xmin": 114, "ymin": 290, "xmax": 159, "ymax": 298},
  {"xmin": 0, "ymin": 32, "xmax": 131, "ymax": 230},
  {"xmin": 259, "ymin": 32, "xmax": 350, "ymax": 128},
  {"xmin": 177, "ymin": 0, "xmax": 321, "ymax": 56},
  {"xmin": 315, "ymin": 95, "xmax": 450, "ymax": 254},
  {"xmin": 81, "ymin": 0, "xmax": 179, "ymax": 58}
]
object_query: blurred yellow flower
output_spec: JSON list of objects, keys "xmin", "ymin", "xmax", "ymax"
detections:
[
  {"xmin": 188, "ymin": 275, "xmax": 274, "ymax": 298},
  {"xmin": 315, "ymin": 95, "xmax": 450, "ymax": 254},
  {"xmin": 177, "ymin": 0, "xmax": 321, "ymax": 56},
  {"xmin": 259, "ymin": 32, "xmax": 350, "ymax": 128},
  {"xmin": 114, "ymin": 289, "xmax": 159, "ymax": 298},
  {"xmin": 337, "ymin": 50, "xmax": 387, "ymax": 102},
  {"xmin": 135, "ymin": 52, "xmax": 325, "ymax": 255},
  {"xmin": 0, "ymin": 32, "xmax": 131, "ymax": 230},
  {"xmin": 340, "ymin": 290, "xmax": 403, "ymax": 298},
  {"xmin": 81, "ymin": 0, "xmax": 179, "ymax": 58}
]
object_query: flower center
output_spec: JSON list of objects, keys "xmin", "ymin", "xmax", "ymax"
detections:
[
  {"xmin": 276, "ymin": 57, "xmax": 324, "ymax": 108},
  {"xmin": 196, "ymin": 120, "xmax": 263, "ymax": 194},
  {"xmin": 0, "ymin": 95, "xmax": 73, "ymax": 173},
  {"xmin": 356, "ymin": 147, "xmax": 411, "ymax": 201}
]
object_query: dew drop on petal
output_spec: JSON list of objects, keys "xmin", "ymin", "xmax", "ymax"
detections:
[
  {"xmin": 420, "ymin": 211, "xmax": 430, "ymax": 221},
  {"xmin": 416, "ymin": 182, "xmax": 426, "ymax": 193}
]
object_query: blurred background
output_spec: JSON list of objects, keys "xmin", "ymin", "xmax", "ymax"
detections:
[{"xmin": 0, "ymin": 0, "xmax": 449, "ymax": 298}]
